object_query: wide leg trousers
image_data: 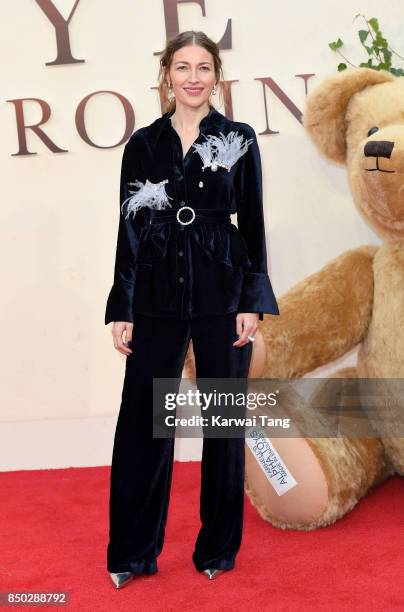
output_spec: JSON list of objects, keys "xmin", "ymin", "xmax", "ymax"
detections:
[{"xmin": 107, "ymin": 311, "xmax": 253, "ymax": 574}]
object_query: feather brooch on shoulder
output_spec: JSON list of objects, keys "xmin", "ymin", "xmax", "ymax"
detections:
[
  {"xmin": 191, "ymin": 130, "xmax": 253, "ymax": 172},
  {"xmin": 121, "ymin": 178, "xmax": 173, "ymax": 219}
]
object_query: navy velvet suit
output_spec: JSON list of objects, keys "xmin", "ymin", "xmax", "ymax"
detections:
[{"xmin": 106, "ymin": 105, "xmax": 279, "ymax": 576}]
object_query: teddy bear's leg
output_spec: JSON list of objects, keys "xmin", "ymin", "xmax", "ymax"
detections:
[
  {"xmin": 244, "ymin": 367, "xmax": 394, "ymax": 530},
  {"xmin": 182, "ymin": 322, "xmax": 393, "ymax": 530}
]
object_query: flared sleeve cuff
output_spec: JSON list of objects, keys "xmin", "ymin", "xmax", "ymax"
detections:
[
  {"xmin": 238, "ymin": 271, "xmax": 280, "ymax": 320},
  {"xmin": 104, "ymin": 281, "xmax": 136, "ymax": 325}
]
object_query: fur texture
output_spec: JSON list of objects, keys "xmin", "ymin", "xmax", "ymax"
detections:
[{"xmin": 303, "ymin": 68, "xmax": 394, "ymax": 164}]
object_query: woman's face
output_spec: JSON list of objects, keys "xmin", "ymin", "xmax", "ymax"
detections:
[{"xmin": 167, "ymin": 44, "xmax": 216, "ymax": 109}]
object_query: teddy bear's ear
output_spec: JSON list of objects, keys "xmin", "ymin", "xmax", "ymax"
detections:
[{"xmin": 303, "ymin": 67, "xmax": 395, "ymax": 164}]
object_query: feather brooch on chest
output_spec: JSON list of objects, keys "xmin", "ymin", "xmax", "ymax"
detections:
[
  {"xmin": 121, "ymin": 178, "xmax": 173, "ymax": 219},
  {"xmin": 191, "ymin": 130, "xmax": 253, "ymax": 172}
]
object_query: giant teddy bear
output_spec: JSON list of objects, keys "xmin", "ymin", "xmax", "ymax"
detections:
[{"xmin": 185, "ymin": 67, "xmax": 403, "ymax": 529}]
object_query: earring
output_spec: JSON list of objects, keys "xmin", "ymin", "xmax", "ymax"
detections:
[
  {"xmin": 211, "ymin": 84, "xmax": 217, "ymax": 95},
  {"xmin": 167, "ymin": 81, "xmax": 175, "ymax": 102}
]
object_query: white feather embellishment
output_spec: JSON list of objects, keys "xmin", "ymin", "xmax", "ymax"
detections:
[
  {"xmin": 121, "ymin": 178, "xmax": 173, "ymax": 219},
  {"xmin": 191, "ymin": 131, "xmax": 254, "ymax": 172}
]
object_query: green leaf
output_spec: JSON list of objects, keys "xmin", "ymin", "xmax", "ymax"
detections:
[
  {"xmin": 337, "ymin": 62, "xmax": 347, "ymax": 71},
  {"xmin": 329, "ymin": 37, "xmax": 344, "ymax": 51},
  {"xmin": 359, "ymin": 59, "xmax": 374, "ymax": 68},
  {"xmin": 390, "ymin": 67, "xmax": 404, "ymax": 76},
  {"xmin": 358, "ymin": 30, "xmax": 369, "ymax": 43},
  {"xmin": 381, "ymin": 48, "xmax": 392, "ymax": 65},
  {"xmin": 374, "ymin": 34, "xmax": 388, "ymax": 48},
  {"xmin": 368, "ymin": 17, "xmax": 380, "ymax": 33}
]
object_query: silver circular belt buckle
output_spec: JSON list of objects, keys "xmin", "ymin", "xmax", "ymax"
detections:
[{"xmin": 176, "ymin": 206, "xmax": 195, "ymax": 226}]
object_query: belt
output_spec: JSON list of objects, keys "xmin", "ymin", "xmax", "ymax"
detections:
[{"xmin": 149, "ymin": 207, "xmax": 231, "ymax": 226}]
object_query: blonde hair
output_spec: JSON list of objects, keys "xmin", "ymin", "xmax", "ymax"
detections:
[{"xmin": 157, "ymin": 30, "xmax": 225, "ymax": 114}]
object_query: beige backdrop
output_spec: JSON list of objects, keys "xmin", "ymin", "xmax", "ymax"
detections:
[{"xmin": 2, "ymin": 0, "xmax": 400, "ymax": 467}]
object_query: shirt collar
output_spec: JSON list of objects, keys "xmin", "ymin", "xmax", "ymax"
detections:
[{"xmin": 149, "ymin": 105, "xmax": 224, "ymax": 150}]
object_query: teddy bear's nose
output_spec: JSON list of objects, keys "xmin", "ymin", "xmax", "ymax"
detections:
[{"xmin": 364, "ymin": 140, "xmax": 394, "ymax": 159}]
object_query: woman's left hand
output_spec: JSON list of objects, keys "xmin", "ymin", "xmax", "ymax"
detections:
[{"xmin": 233, "ymin": 313, "xmax": 259, "ymax": 347}]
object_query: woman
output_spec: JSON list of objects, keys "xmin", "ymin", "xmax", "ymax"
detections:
[{"xmin": 105, "ymin": 30, "xmax": 279, "ymax": 588}]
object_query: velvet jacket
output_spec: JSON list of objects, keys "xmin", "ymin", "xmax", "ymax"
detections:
[{"xmin": 104, "ymin": 104, "xmax": 280, "ymax": 325}]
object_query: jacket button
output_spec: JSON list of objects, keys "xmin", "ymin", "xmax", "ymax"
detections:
[
  {"xmin": 178, "ymin": 276, "xmax": 184, "ymax": 283},
  {"xmin": 178, "ymin": 250, "xmax": 184, "ymax": 256}
]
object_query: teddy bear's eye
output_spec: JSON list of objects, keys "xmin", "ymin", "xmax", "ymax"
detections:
[{"xmin": 367, "ymin": 126, "xmax": 379, "ymax": 137}]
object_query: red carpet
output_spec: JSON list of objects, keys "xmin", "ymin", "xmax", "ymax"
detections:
[{"xmin": 0, "ymin": 464, "xmax": 403, "ymax": 611}]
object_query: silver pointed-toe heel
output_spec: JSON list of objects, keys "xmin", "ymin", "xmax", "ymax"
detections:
[
  {"xmin": 203, "ymin": 568, "xmax": 225, "ymax": 580},
  {"xmin": 109, "ymin": 571, "xmax": 135, "ymax": 589}
]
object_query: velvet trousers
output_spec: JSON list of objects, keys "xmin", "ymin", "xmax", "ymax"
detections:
[{"xmin": 107, "ymin": 311, "xmax": 253, "ymax": 574}]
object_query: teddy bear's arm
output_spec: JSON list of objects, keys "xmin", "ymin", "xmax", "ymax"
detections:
[{"xmin": 260, "ymin": 245, "xmax": 378, "ymax": 378}]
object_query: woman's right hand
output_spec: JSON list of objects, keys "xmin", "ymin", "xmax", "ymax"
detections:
[{"xmin": 111, "ymin": 321, "xmax": 134, "ymax": 356}]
